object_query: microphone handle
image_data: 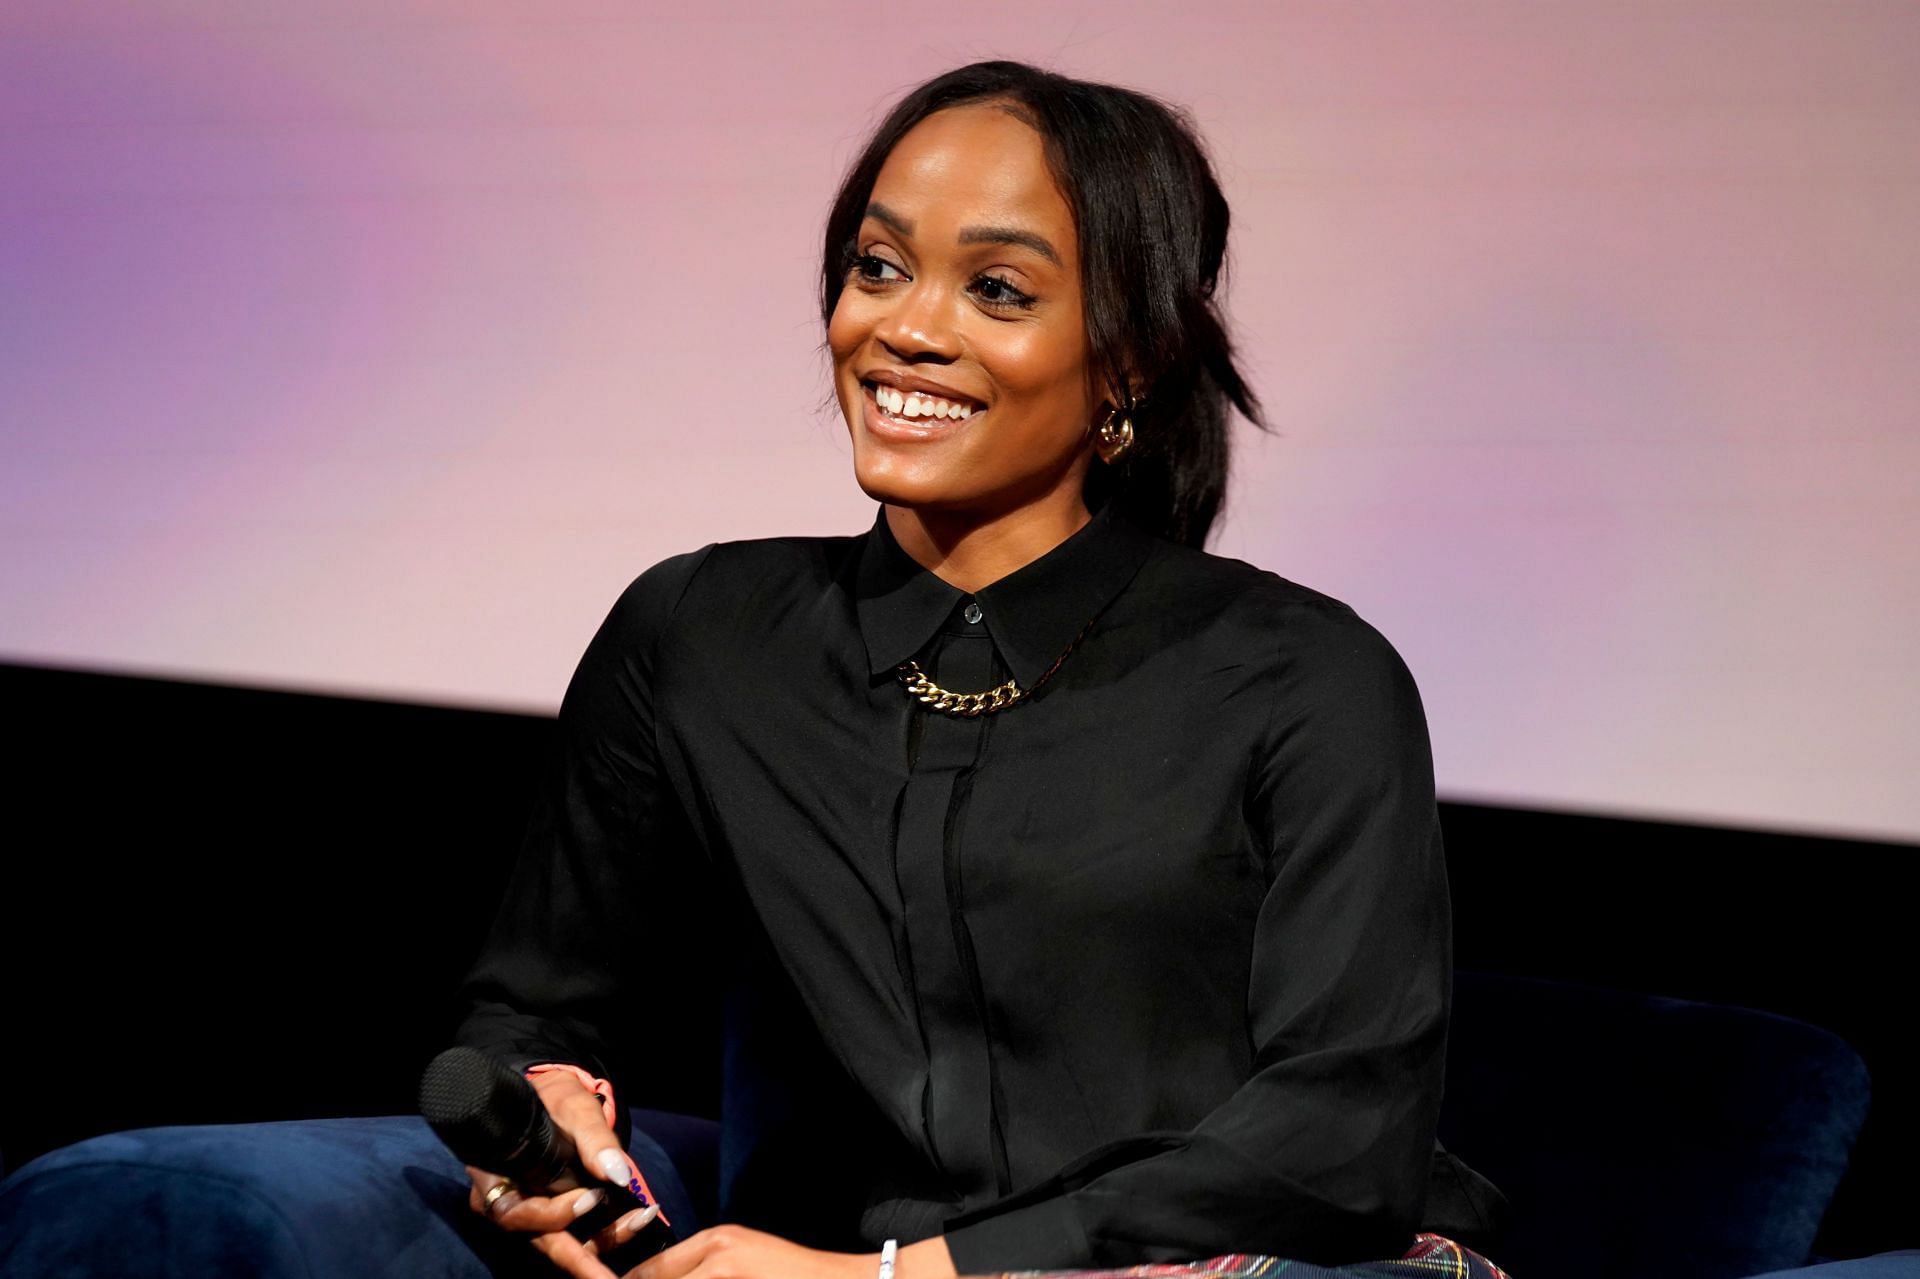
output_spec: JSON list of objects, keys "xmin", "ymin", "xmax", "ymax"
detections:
[{"xmin": 567, "ymin": 1179, "xmax": 678, "ymax": 1270}]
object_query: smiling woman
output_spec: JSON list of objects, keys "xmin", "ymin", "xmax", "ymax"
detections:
[
  {"xmin": 451, "ymin": 61, "xmax": 1508, "ymax": 1279},
  {"xmin": 0, "ymin": 59, "xmax": 1506, "ymax": 1279}
]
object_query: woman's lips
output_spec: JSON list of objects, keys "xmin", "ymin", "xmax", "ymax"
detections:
[{"xmin": 860, "ymin": 382, "xmax": 984, "ymax": 441}]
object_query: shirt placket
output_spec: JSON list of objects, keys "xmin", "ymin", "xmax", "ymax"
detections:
[{"xmin": 892, "ymin": 606, "xmax": 1009, "ymax": 1196}]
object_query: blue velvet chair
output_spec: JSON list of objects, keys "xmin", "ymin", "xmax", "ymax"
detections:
[
  {"xmin": 0, "ymin": 1110, "xmax": 718, "ymax": 1279},
  {"xmin": 0, "ymin": 973, "xmax": 1907, "ymax": 1278},
  {"xmin": 1438, "ymin": 972, "xmax": 1885, "ymax": 1279}
]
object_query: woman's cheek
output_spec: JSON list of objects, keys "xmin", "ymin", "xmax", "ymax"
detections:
[{"xmin": 825, "ymin": 294, "xmax": 871, "ymax": 366}]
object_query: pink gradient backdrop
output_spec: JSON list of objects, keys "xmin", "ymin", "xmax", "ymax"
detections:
[{"xmin": 3, "ymin": 2, "xmax": 1915, "ymax": 842}]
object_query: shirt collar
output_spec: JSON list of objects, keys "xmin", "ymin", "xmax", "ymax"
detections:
[{"xmin": 854, "ymin": 500, "xmax": 1158, "ymax": 690}]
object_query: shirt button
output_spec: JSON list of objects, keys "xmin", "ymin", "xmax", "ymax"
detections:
[{"xmin": 963, "ymin": 602, "xmax": 983, "ymax": 625}]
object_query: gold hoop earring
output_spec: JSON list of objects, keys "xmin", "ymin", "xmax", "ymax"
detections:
[{"xmin": 1094, "ymin": 404, "xmax": 1135, "ymax": 465}]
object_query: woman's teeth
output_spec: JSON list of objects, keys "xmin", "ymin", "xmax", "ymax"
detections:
[{"xmin": 871, "ymin": 384, "xmax": 976, "ymax": 421}]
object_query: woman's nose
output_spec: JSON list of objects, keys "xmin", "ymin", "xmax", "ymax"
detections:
[{"xmin": 876, "ymin": 282, "xmax": 960, "ymax": 362}]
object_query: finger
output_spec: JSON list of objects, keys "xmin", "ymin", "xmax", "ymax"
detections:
[
  {"xmin": 530, "ymin": 1073, "xmax": 635, "ymax": 1188},
  {"xmin": 532, "ymin": 1228, "xmax": 621, "ymax": 1279},
  {"xmin": 582, "ymin": 1203, "xmax": 659, "ymax": 1257},
  {"xmin": 467, "ymin": 1167, "xmax": 525, "ymax": 1220},
  {"xmin": 493, "ymin": 1186, "xmax": 607, "ymax": 1236},
  {"xmin": 621, "ymin": 1225, "xmax": 722, "ymax": 1279},
  {"xmin": 466, "ymin": 1166, "xmax": 500, "ymax": 1215},
  {"xmin": 559, "ymin": 1110, "xmax": 635, "ymax": 1188}
]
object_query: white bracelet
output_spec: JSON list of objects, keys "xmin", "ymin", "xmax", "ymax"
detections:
[{"xmin": 878, "ymin": 1238, "xmax": 898, "ymax": 1279}]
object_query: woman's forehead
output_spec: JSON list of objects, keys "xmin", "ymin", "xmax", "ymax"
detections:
[{"xmin": 869, "ymin": 104, "xmax": 1074, "ymax": 248}]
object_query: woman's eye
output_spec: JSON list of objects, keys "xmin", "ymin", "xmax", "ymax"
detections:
[
  {"xmin": 972, "ymin": 274, "xmax": 1035, "ymax": 309},
  {"xmin": 851, "ymin": 253, "xmax": 905, "ymax": 283}
]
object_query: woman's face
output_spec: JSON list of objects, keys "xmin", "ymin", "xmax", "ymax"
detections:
[{"xmin": 829, "ymin": 103, "xmax": 1098, "ymax": 522}]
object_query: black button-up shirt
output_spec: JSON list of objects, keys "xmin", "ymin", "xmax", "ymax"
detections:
[{"xmin": 456, "ymin": 499, "xmax": 1454, "ymax": 1270}]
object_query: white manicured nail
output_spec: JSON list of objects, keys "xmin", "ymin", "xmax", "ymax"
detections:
[
  {"xmin": 573, "ymin": 1189, "xmax": 603, "ymax": 1217},
  {"xmin": 596, "ymin": 1149, "xmax": 629, "ymax": 1183}
]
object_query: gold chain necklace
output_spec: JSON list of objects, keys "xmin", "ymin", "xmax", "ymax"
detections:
[{"xmin": 894, "ymin": 619, "xmax": 1093, "ymax": 717}]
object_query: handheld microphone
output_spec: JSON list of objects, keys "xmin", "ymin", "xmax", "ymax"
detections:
[{"xmin": 420, "ymin": 1046, "xmax": 676, "ymax": 1268}]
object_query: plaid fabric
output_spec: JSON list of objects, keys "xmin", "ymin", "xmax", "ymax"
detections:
[{"xmin": 988, "ymin": 1234, "xmax": 1512, "ymax": 1279}]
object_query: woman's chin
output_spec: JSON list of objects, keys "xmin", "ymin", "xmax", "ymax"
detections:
[
  {"xmin": 848, "ymin": 440, "xmax": 973, "ymax": 508},
  {"xmin": 851, "ymin": 464, "xmax": 959, "ymax": 510}
]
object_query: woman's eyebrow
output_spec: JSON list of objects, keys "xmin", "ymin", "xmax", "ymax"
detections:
[
  {"xmin": 862, "ymin": 203, "xmax": 1060, "ymax": 267},
  {"xmin": 864, "ymin": 202, "xmax": 914, "ymax": 237},
  {"xmin": 958, "ymin": 224, "xmax": 1060, "ymax": 266}
]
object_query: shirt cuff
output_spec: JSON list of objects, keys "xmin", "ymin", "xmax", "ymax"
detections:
[{"xmin": 942, "ymin": 1196, "xmax": 1089, "ymax": 1274}]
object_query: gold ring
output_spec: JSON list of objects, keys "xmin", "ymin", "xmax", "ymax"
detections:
[{"xmin": 482, "ymin": 1179, "xmax": 518, "ymax": 1213}]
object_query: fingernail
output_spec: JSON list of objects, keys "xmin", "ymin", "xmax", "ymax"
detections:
[
  {"xmin": 572, "ymin": 1188, "xmax": 603, "ymax": 1217},
  {"xmin": 617, "ymin": 1204, "xmax": 660, "ymax": 1235},
  {"xmin": 596, "ymin": 1149, "xmax": 630, "ymax": 1183}
]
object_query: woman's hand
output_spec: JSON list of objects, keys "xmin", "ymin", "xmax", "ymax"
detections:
[
  {"xmin": 621, "ymin": 1225, "xmax": 866, "ymax": 1279},
  {"xmin": 462, "ymin": 1069, "xmax": 966, "ymax": 1279},
  {"xmin": 464, "ymin": 1069, "xmax": 661, "ymax": 1279},
  {"xmin": 622, "ymin": 1226, "xmax": 960, "ymax": 1279}
]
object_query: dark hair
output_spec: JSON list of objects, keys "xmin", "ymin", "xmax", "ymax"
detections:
[{"xmin": 821, "ymin": 60, "xmax": 1265, "ymax": 549}]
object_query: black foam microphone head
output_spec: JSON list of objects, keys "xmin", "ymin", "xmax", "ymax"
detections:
[{"xmin": 419, "ymin": 1046, "xmax": 568, "ymax": 1185}]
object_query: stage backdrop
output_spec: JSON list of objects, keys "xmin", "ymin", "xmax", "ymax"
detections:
[{"xmin": 3, "ymin": 1, "xmax": 1915, "ymax": 844}]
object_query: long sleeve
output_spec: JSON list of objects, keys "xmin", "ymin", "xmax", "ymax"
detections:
[
  {"xmin": 942, "ymin": 600, "xmax": 1450, "ymax": 1270},
  {"xmin": 453, "ymin": 545, "xmax": 716, "ymax": 1103}
]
